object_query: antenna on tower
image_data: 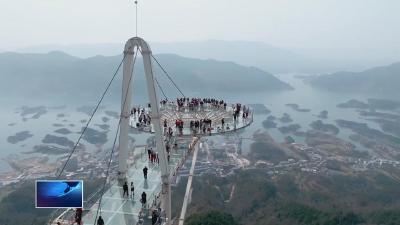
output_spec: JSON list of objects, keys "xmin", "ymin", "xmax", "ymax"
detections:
[{"xmin": 134, "ymin": 0, "xmax": 138, "ymax": 37}]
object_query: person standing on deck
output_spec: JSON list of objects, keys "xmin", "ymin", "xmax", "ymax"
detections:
[
  {"xmin": 123, "ymin": 181, "xmax": 129, "ymax": 197},
  {"xmin": 152, "ymin": 210, "xmax": 158, "ymax": 225},
  {"xmin": 147, "ymin": 148, "xmax": 152, "ymax": 160},
  {"xmin": 75, "ymin": 208, "xmax": 83, "ymax": 225},
  {"xmin": 97, "ymin": 216, "xmax": 105, "ymax": 225},
  {"xmin": 141, "ymin": 192, "xmax": 147, "ymax": 207},
  {"xmin": 130, "ymin": 182, "xmax": 135, "ymax": 198},
  {"xmin": 143, "ymin": 166, "xmax": 148, "ymax": 179}
]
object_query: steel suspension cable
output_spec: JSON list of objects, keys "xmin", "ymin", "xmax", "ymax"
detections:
[
  {"xmin": 138, "ymin": 48, "xmax": 186, "ymax": 98},
  {"xmin": 92, "ymin": 47, "xmax": 139, "ymax": 225},
  {"xmin": 56, "ymin": 49, "xmax": 130, "ymax": 178},
  {"xmin": 151, "ymin": 54, "xmax": 186, "ymax": 98},
  {"xmin": 154, "ymin": 77, "xmax": 168, "ymax": 100}
]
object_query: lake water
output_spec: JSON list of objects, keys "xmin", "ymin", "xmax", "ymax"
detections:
[
  {"xmin": 220, "ymin": 74, "xmax": 397, "ymax": 144},
  {"xmin": 0, "ymin": 73, "xmax": 397, "ymax": 173}
]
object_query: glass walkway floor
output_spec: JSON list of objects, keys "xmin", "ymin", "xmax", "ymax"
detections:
[
  {"xmin": 82, "ymin": 153, "xmax": 163, "ymax": 225},
  {"xmin": 51, "ymin": 136, "xmax": 191, "ymax": 225},
  {"xmin": 50, "ymin": 104, "xmax": 252, "ymax": 225}
]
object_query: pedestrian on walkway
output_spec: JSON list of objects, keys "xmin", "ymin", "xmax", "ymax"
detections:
[
  {"xmin": 130, "ymin": 182, "xmax": 135, "ymax": 198},
  {"xmin": 97, "ymin": 216, "xmax": 105, "ymax": 225},
  {"xmin": 141, "ymin": 191, "xmax": 147, "ymax": 207},
  {"xmin": 147, "ymin": 148, "xmax": 151, "ymax": 160},
  {"xmin": 123, "ymin": 181, "xmax": 129, "ymax": 197},
  {"xmin": 75, "ymin": 208, "xmax": 83, "ymax": 225},
  {"xmin": 143, "ymin": 166, "xmax": 148, "ymax": 179},
  {"xmin": 152, "ymin": 210, "xmax": 158, "ymax": 225}
]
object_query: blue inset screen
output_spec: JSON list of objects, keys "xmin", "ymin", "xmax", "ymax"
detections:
[{"xmin": 36, "ymin": 180, "xmax": 83, "ymax": 208}]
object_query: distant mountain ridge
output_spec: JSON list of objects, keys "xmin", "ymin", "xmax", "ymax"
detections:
[
  {"xmin": 14, "ymin": 41, "xmax": 358, "ymax": 73},
  {"xmin": 13, "ymin": 41, "xmax": 400, "ymax": 74},
  {"xmin": 0, "ymin": 51, "xmax": 292, "ymax": 100},
  {"xmin": 310, "ymin": 62, "xmax": 400, "ymax": 95}
]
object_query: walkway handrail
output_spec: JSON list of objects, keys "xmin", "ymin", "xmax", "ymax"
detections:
[{"xmin": 178, "ymin": 140, "xmax": 200, "ymax": 225}]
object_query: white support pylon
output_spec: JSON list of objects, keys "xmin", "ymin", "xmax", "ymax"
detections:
[
  {"xmin": 118, "ymin": 46, "xmax": 134, "ymax": 179},
  {"xmin": 118, "ymin": 37, "xmax": 171, "ymax": 225}
]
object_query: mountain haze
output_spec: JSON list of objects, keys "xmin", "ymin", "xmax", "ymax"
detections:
[
  {"xmin": 0, "ymin": 51, "xmax": 292, "ymax": 100},
  {"xmin": 15, "ymin": 41, "xmax": 364, "ymax": 73},
  {"xmin": 310, "ymin": 62, "xmax": 400, "ymax": 95}
]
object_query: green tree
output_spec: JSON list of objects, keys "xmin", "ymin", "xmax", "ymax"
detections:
[{"xmin": 186, "ymin": 211, "xmax": 240, "ymax": 225}]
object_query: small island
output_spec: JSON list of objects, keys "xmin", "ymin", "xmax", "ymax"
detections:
[
  {"xmin": 7, "ymin": 131, "xmax": 33, "ymax": 144},
  {"xmin": 95, "ymin": 124, "xmax": 110, "ymax": 131},
  {"xmin": 310, "ymin": 120, "xmax": 339, "ymax": 135},
  {"xmin": 367, "ymin": 98, "xmax": 400, "ymax": 110},
  {"xmin": 54, "ymin": 128, "xmax": 72, "ymax": 135},
  {"xmin": 372, "ymin": 119, "xmax": 400, "ymax": 138},
  {"xmin": 285, "ymin": 103, "xmax": 311, "ymax": 112},
  {"xmin": 19, "ymin": 106, "xmax": 47, "ymax": 119},
  {"xmin": 278, "ymin": 124, "xmax": 301, "ymax": 134},
  {"xmin": 359, "ymin": 110, "xmax": 400, "ymax": 121},
  {"xmin": 279, "ymin": 113, "xmax": 293, "ymax": 123},
  {"xmin": 81, "ymin": 127, "xmax": 108, "ymax": 145},
  {"xmin": 42, "ymin": 134, "xmax": 75, "ymax": 148},
  {"xmin": 262, "ymin": 118, "xmax": 277, "ymax": 129},
  {"xmin": 337, "ymin": 99, "xmax": 369, "ymax": 109},
  {"xmin": 336, "ymin": 119, "xmax": 400, "ymax": 149},
  {"xmin": 337, "ymin": 98, "xmax": 400, "ymax": 111},
  {"xmin": 358, "ymin": 110, "xmax": 400, "ymax": 137},
  {"xmin": 317, "ymin": 110, "xmax": 328, "ymax": 119}
]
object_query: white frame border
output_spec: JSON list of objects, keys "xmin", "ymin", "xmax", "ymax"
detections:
[{"xmin": 35, "ymin": 180, "xmax": 84, "ymax": 209}]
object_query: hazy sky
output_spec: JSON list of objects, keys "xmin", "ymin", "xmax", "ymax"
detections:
[{"xmin": 1, "ymin": 0, "xmax": 399, "ymax": 53}]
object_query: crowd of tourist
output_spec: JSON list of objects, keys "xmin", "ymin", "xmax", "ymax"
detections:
[
  {"xmin": 232, "ymin": 103, "xmax": 251, "ymax": 121},
  {"xmin": 173, "ymin": 97, "xmax": 228, "ymax": 111},
  {"xmin": 131, "ymin": 107, "xmax": 151, "ymax": 128},
  {"xmin": 147, "ymin": 147, "xmax": 160, "ymax": 164},
  {"xmin": 131, "ymin": 98, "xmax": 252, "ymax": 136},
  {"xmin": 160, "ymin": 97, "xmax": 228, "ymax": 111}
]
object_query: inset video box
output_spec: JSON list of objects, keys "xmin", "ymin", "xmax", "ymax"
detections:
[{"xmin": 35, "ymin": 180, "xmax": 83, "ymax": 208}]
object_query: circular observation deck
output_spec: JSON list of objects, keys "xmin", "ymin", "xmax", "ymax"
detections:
[{"xmin": 129, "ymin": 99, "xmax": 253, "ymax": 137}]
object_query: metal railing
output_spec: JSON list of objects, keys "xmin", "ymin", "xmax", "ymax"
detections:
[
  {"xmin": 48, "ymin": 179, "xmax": 112, "ymax": 224},
  {"xmin": 47, "ymin": 130, "xmax": 214, "ymax": 225}
]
